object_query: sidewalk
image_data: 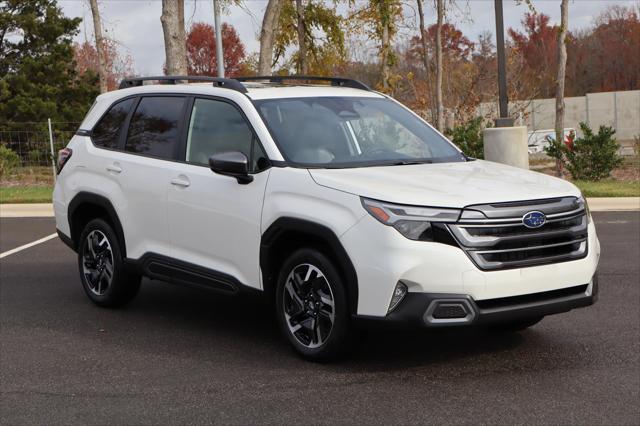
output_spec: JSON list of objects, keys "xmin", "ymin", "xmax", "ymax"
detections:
[{"xmin": 1, "ymin": 198, "xmax": 639, "ymax": 218}]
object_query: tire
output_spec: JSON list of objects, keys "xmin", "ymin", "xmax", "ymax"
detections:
[
  {"xmin": 77, "ymin": 218, "xmax": 141, "ymax": 307},
  {"xmin": 490, "ymin": 316, "xmax": 544, "ymax": 332},
  {"xmin": 275, "ymin": 248, "xmax": 352, "ymax": 361}
]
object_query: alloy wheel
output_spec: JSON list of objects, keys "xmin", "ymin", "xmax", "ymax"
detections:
[
  {"xmin": 82, "ymin": 230, "xmax": 114, "ymax": 296},
  {"xmin": 282, "ymin": 263, "xmax": 336, "ymax": 349}
]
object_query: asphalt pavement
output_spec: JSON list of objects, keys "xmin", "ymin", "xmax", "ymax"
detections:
[{"xmin": 1, "ymin": 212, "xmax": 639, "ymax": 425}]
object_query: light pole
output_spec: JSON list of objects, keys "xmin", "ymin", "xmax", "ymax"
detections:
[
  {"xmin": 482, "ymin": 0, "xmax": 528, "ymax": 169},
  {"xmin": 494, "ymin": 0, "xmax": 514, "ymax": 127},
  {"xmin": 213, "ymin": 0, "xmax": 224, "ymax": 77}
]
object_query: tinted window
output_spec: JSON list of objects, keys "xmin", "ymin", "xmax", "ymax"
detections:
[
  {"xmin": 125, "ymin": 97, "xmax": 186, "ymax": 159},
  {"xmin": 186, "ymin": 98, "xmax": 268, "ymax": 171},
  {"xmin": 92, "ymin": 98, "xmax": 134, "ymax": 149}
]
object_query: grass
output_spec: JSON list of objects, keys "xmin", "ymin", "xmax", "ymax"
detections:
[
  {"xmin": 0, "ymin": 185, "xmax": 53, "ymax": 203},
  {"xmin": 573, "ymin": 180, "xmax": 640, "ymax": 197}
]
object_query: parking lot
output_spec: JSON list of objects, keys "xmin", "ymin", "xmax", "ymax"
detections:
[{"xmin": 1, "ymin": 212, "xmax": 638, "ymax": 424}]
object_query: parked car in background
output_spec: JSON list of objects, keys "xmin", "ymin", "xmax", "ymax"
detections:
[{"xmin": 528, "ymin": 128, "xmax": 576, "ymax": 154}]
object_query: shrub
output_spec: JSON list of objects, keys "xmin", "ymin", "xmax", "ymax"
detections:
[
  {"xmin": 0, "ymin": 145, "xmax": 21, "ymax": 177},
  {"xmin": 544, "ymin": 122, "xmax": 622, "ymax": 181},
  {"xmin": 445, "ymin": 117, "xmax": 485, "ymax": 159},
  {"xmin": 27, "ymin": 149, "xmax": 46, "ymax": 165}
]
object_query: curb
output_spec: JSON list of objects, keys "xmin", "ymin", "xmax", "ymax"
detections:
[
  {"xmin": 0, "ymin": 203, "xmax": 54, "ymax": 218},
  {"xmin": 1, "ymin": 198, "xmax": 639, "ymax": 218}
]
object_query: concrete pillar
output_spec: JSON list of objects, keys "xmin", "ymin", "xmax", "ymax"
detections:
[{"xmin": 483, "ymin": 126, "xmax": 529, "ymax": 169}]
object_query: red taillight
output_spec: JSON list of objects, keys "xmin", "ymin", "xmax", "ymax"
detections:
[{"xmin": 57, "ymin": 148, "xmax": 72, "ymax": 174}]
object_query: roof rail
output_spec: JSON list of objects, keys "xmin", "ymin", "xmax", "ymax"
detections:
[
  {"xmin": 235, "ymin": 75, "xmax": 371, "ymax": 91},
  {"xmin": 118, "ymin": 76, "xmax": 247, "ymax": 93}
]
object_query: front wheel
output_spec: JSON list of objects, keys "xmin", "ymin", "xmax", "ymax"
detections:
[{"xmin": 275, "ymin": 249, "xmax": 351, "ymax": 361}]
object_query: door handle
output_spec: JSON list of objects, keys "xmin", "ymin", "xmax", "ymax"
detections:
[
  {"xmin": 106, "ymin": 164, "xmax": 122, "ymax": 174},
  {"xmin": 170, "ymin": 177, "xmax": 190, "ymax": 188}
]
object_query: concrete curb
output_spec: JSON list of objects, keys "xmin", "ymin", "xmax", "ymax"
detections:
[
  {"xmin": 1, "ymin": 198, "xmax": 639, "ymax": 218},
  {"xmin": 586, "ymin": 197, "xmax": 640, "ymax": 212},
  {"xmin": 0, "ymin": 203, "xmax": 54, "ymax": 218}
]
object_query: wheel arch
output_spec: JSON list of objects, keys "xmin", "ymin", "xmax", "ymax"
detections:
[
  {"xmin": 67, "ymin": 192, "xmax": 126, "ymax": 257},
  {"xmin": 260, "ymin": 217, "xmax": 359, "ymax": 314}
]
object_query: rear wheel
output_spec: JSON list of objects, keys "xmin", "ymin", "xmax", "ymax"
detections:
[
  {"xmin": 275, "ymin": 249, "xmax": 351, "ymax": 361},
  {"xmin": 78, "ymin": 218, "xmax": 140, "ymax": 307},
  {"xmin": 490, "ymin": 316, "xmax": 544, "ymax": 332}
]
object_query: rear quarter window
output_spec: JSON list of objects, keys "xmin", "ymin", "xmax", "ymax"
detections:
[
  {"xmin": 124, "ymin": 96, "xmax": 186, "ymax": 159},
  {"xmin": 91, "ymin": 98, "xmax": 135, "ymax": 149}
]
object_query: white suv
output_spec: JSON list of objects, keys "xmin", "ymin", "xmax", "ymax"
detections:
[{"xmin": 54, "ymin": 76, "xmax": 600, "ymax": 360}]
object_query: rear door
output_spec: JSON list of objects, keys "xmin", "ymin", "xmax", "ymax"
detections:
[
  {"xmin": 167, "ymin": 97, "xmax": 271, "ymax": 290},
  {"xmin": 116, "ymin": 95, "xmax": 188, "ymax": 260}
]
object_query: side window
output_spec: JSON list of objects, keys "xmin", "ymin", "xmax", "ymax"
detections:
[
  {"xmin": 124, "ymin": 96, "xmax": 186, "ymax": 159},
  {"xmin": 92, "ymin": 98, "xmax": 134, "ymax": 149},
  {"xmin": 185, "ymin": 98, "xmax": 268, "ymax": 172}
]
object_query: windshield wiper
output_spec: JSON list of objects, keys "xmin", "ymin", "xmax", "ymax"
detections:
[{"xmin": 391, "ymin": 159, "xmax": 433, "ymax": 166}]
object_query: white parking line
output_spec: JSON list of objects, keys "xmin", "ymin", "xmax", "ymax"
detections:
[{"xmin": 0, "ymin": 233, "xmax": 58, "ymax": 259}]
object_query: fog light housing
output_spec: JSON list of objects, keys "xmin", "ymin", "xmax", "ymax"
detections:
[{"xmin": 388, "ymin": 281, "xmax": 408, "ymax": 313}]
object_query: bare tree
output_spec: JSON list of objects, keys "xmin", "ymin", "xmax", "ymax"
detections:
[
  {"xmin": 554, "ymin": 0, "xmax": 569, "ymax": 176},
  {"xmin": 416, "ymin": 0, "xmax": 429, "ymax": 74},
  {"xmin": 295, "ymin": 0, "xmax": 308, "ymax": 74},
  {"xmin": 88, "ymin": 0, "xmax": 107, "ymax": 93},
  {"xmin": 435, "ymin": 0, "xmax": 444, "ymax": 131},
  {"xmin": 258, "ymin": 0, "xmax": 282, "ymax": 75},
  {"xmin": 161, "ymin": 0, "xmax": 187, "ymax": 75},
  {"xmin": 380, "ymin": 18, "xmax": 390, "ymax": 90}
]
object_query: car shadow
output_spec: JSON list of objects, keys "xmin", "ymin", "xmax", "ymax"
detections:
[{"xmin": 120, "ymin": 279, "xmax": 531, "ymax": 370}]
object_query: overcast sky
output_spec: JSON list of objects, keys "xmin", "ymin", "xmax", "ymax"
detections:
[{"xmin": 59, "ymin": 0, "xmax": 638, "ymax": 75}]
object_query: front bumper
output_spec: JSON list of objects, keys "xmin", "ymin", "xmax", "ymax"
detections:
[
  {"xmin": 355, "ymin": 274, "xmax": 598, "ymax": 327},
  {"xmin": 340, "ymin": 214, "xmax": 601, "ymax": 317}
]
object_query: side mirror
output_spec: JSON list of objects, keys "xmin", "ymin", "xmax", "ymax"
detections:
[{"xmin": 209, "ymin": 151, "xmax": 254, "ymax": 184}]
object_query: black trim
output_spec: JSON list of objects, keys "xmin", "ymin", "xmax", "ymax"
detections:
[
  {"xmin": 67, "ymin": 192, "xmax": 127, "ymax": 256},
  {"xmin": 56, "ymin": 229, "xmax": 75, "ymax": 252},
  {"xmin": 354, "ymin": 278, "xmax": 597, "ymax": 328},
  {"xmin": 236, "ymin": 75, "xmax": 371, "ymax": 91},
  {"xmin": 119, "ymin": 75, "xmax": 248, "ymax": 93},
  {"xmin": 124, "ymin": 253, "xmax": 260, "ymax": 296},
  {"xmin": 76, "ymin": 129, "xmax": 91, "ymax": 137},
  {"xmin": 260, "ymin": 217, "xmax": 359, "ymax": 313}
]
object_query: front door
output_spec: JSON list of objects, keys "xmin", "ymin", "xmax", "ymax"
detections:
[{"xmin": 167, "ymin": 97, "xmax": 271, "ymax": 289}]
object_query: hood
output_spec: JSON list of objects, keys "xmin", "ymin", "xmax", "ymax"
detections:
[{"xmin": 308, "ymin": 160, "xmax": 581, "ymax": 208}]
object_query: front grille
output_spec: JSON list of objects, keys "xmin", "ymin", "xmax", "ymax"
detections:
[{"xmin": 448, "ymin": 197, "xmax": 589, "ymax": 270}]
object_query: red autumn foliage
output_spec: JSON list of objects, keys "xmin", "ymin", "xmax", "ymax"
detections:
[
  {"xmin": 508, "ymin": 13, "xmax": 559, "ymax": 98},
  {"xmin": 73, "ymin": 40, "xmax": 134, "ymax": 91},
  {"xmin": 186, "ymin": 22, "xmax": 247, "ymax": 77}
]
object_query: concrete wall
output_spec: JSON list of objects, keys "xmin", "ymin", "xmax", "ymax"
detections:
[{"xmin": 479, "ymin": 90, "xmax": 640, "ymax": 141}]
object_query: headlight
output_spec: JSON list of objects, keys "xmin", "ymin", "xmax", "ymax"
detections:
[
  {"xmin": 361, "ymin": 198, "xmax": 461, "ymax": 240},
  {"xmin": 577, "ymin": 195, "xmax": 591, "ymax": 224}
]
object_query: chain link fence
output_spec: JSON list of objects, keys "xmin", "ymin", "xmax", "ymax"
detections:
[{"xmin": 0, "ymin": 121, "xmax": 79, "ymax": 183}]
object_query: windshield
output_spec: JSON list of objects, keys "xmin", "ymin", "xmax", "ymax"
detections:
[{"xmin": 254, "ymin": 97, "xmax": 464, "ymax": 168}]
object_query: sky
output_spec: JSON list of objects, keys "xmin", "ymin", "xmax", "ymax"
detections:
[{"xmin": 59, "ymin": 0, "xmax": 639, "ymax": 75}]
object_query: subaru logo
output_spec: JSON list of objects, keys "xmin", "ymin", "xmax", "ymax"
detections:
[{"xmin": 522, "ymin": 211, "xmax": 546, "ymax": 228}]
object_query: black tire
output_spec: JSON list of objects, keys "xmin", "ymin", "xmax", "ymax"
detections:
[
  {"xmin": 275, "ymin": 248, "xmax": 352, "ymax": 361},
  {"xmin": 77, "ymin": 218, "xmax": 141, "ymax": 307},
  {"xmin": 490, "ymin": 316, "xmax": 544, "ymax": 332}
]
